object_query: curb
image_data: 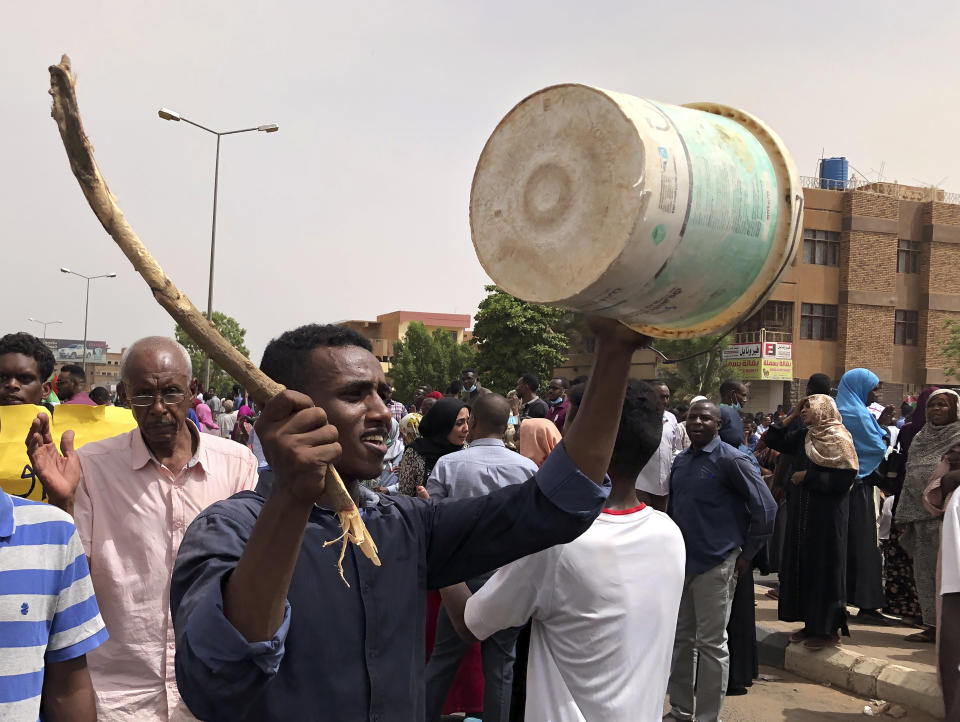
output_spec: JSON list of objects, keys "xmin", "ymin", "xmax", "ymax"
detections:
[{"xmin": 756, "ymin": 623, "xmax": 945, "ymax": 719}]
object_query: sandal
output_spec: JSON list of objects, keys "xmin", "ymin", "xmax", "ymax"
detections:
[
  {"xmin": 803, "ymin": 635, "xmax": 840, "ymax": 650},
  {"xmin": 904, "ymin": 628, "xmax": 936, "ymax": 643}
]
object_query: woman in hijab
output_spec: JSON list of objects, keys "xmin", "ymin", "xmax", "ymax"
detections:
[
  {"xmin": 517, "ymin": 418, "xmax": 562, "ymax": 468},
  {"xmin": 397, "ymin": 398, "xmax": 468, "ymax": 496},
  {"xmin": 881, "ymin": 387, "xmax": 939, "ymax": 623},
  {"xmin": 835, "ymin": 368, "xmax": 890, "ymax": 622},
  {"xmin": 763, "ymin": 395, "xmax": 859, "ymax": 648},
  {"xmin": 897, "ymin": 389, "xmax": 960, "ymax": 642},
  {"xmin": 194, "ymin": 401, "xmax": 220, "ymax": 434},
  {"xmin": 398, "ymin": 412, "xmax": 422, "ymax": 445}
]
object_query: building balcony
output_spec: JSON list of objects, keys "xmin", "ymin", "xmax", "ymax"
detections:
[{"xmin": 733, "ymin": 329, "xmax": 793, "ymax": 345}]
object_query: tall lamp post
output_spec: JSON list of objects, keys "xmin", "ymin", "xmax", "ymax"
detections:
[
  {"xmin": 59, "ymin": 268, "xmax": 117, "ymax": 378},
  {"xmin": 157, "ymin": 107, "xmax": 278, "ymax": 390},
  {"xmin": 27, "ymin": 317, "xmax": 63, "ymax": 342}
]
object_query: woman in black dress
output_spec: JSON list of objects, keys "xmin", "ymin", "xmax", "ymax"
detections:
[{"xmin": 764, "ymin": 394, "xmax": 860, "ymax": 649}]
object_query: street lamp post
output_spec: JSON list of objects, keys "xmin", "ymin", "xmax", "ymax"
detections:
[
  {"xmin": 27, "ymin": 318, "xmax": 63, "ymax": 342},
  {"xmin": 158, "ymin": 107, "xmax": 278, "ymax": 390},
  {"xmin": 60, "ymin": 269, "xmax": 117, "ymax": 378}
]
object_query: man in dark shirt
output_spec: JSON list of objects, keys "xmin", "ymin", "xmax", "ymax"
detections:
[
  {"xmin": 718, "ymin": 377, "xmax": 748, "ymax": 448},
  {"xmin": 545, "ymin": 377, "xmax": 570, "ymax": 431},
  {"xmin": 171, "ymin": 318, "xmax": 648, "ymax": 722},
  {"xmin": 665, "ymin": 400, "xmax": 776, "ymax": 722},
  {"xmin": 516, "ymin": 373, "xmax": 548, "ymax": 419}
]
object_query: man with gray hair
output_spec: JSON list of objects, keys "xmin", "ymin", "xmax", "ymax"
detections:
[{"xmin": 27, "ymin": 336, "xmax": 258, "ymax": 721}]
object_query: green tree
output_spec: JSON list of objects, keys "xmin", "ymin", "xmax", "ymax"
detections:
[
  {"xmin": 654, "ymin": 333, "xmax": 732, "ymax": 400},
  {"xmin": 174, "ymin": 311, "xmax": 250, "ymax": 397},
  {"xmin": 471, "ymin": 285, "xmax": 569, "ymax": 394},
  {"xmin": 389, "ymin": 322, "xmax": 477, "ymax": 403},
  {"xmin": 943, "ymin": 318, "xmax": 960, "ymax": 381}
]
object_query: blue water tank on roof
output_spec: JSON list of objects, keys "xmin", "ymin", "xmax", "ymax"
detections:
[{"xmin": 820, "ymin": 157, "xmax": 849, "ymax": 190}]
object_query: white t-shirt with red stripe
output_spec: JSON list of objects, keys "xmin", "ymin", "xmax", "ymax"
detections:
[
  {"xmin": 465, "ymin": 503, "xmax": 686, "ymax": 722},
  {"xmin": 942, "ymin": 489, "xmax": 960, "ymax": 596}
]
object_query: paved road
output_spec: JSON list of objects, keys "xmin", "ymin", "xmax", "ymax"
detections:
[{"xmin": 696, "ymin": 665, "xmax": 939, "ymax": 722}]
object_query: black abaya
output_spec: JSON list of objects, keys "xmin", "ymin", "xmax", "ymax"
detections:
[{"xmin": 764, "ymin": 425, "xmax": 857, "ymax": 636}]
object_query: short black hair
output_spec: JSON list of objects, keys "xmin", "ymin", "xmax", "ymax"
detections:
[
  {"xmin": 520, "ymin": 373, "xmax": 539, "ymax": 392},
  {"xmin": 549, "ymin": 377, "xmax": 569, "ymax": 389},
  {"xmin": 719, "ymin": 378, "xmax": 744, "ymax": 395},
  {"xmin": 567, "ymin": 382, "xmax": 586, "ymax": 409},
  {"xmin": 89, "ymin": 386, "xmax": 110, "ymax": 404},
  {"xmin": 447, "ymin": 379, "xmax": 463, "ymax": 395},
  {"xmin": 60, "ymin": 364, "xmax": 86, "ymax": 382},
  {"xmin": 611, "ymin": 379, "xmax": 662, "ymax": 478},
  {"xmin": 0, "ymin": 332, "xmax": 55, "ymax": 381},
  {"xmin": 806, "ymin": 373, "xmax": 832, "ymax": 396},
  {"xmin": 260, "ymin": 324, "xmax": 374, "ymax": 391},
  {"xmin": 462, "ymin": 368, "xmax": 477, "ymax": 376}
]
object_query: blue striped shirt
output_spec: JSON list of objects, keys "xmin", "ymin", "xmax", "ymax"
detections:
[{"xmin": 0, "ymin": 490, "xmax": 107, "ymax": 721}]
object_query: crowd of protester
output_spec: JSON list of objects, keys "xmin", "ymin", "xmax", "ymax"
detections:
[{"xmin": 1, "ymin": 326, "xmax": 958, "ymax": 721}]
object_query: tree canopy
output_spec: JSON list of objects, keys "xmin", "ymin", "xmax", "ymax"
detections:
[
  {"xmin": 174, "ymin": 311, "xmax": 250, "ymax": 396},
  {"xmin": 389, "ymin": 322, "xmax": 476, "ymax": 403},
  {"xmin": 471, "ymin": 285, "xmax": 569, "ymax": 394},
  {"xmin": 943, "ymin": 318, "xmax": 960, "ymax": 381},
  {"xmin": 654, "ymin": 333, "xmax": 732, "ymax": 401}
]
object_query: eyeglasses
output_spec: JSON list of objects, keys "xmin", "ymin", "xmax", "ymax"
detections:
[{"xmin": 129, "ymin": 391, "xmax": 187, "ymax": 407}]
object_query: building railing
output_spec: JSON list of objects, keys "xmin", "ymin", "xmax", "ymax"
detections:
[
  {"xmin": 733, "ymin": 329, "xmax": 793, "ymax": 344},
  {"xmin": 800, "ymin": 175, "xmax": 960, "ymax": 205}
]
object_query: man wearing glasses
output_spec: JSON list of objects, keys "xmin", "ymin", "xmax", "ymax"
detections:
[{"xmin": 26, "ymin": 336, "xmax": 258, "ymax": 722}]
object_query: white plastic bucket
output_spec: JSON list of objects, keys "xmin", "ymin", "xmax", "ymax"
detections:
[{"xmin": 469, "ymin": 84, "xmax": 804, "ymax": 338}]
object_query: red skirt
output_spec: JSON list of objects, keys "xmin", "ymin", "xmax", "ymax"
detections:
[{"xmin": 425, "ymin": 590, "xmax": 484, "ymax": 715}]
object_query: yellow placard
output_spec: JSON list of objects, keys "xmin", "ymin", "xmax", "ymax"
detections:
[{"xmin": 0, "ymin": 405, "xmax": 136, "ymax": 501}]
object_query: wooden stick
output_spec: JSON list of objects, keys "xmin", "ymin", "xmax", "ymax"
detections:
[{"xmin": 48, "ymin": 54, "xmax": 379, "ymax": 579}]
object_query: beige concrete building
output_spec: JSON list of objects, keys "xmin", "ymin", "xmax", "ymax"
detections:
[
  {"xmin": 734, "ymin": 181, "xmax": 960, "ymax": 412},
  {"xmin": 339, "ymin": 311, "xmax": 473, "ymax": 371}
]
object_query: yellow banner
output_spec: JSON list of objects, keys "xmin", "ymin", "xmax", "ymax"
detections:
[{"xmin": 0, "ymin": 405, "xmax": 136, "ymax": 501}]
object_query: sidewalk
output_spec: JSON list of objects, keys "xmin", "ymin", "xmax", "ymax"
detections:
[{"xmin": 753, "ymin": 583, "xmax": 945, "ymax": 719}]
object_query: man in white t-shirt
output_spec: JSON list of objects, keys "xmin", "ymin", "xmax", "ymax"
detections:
[
  {"xmin": 439, "ymin": 379, "xmax": 686, "ymax": 722},
  {"xmin": 635, "ymin": 381, "xmax": 684, "ymax": 511},
  {"xmin": 927, "ymin": 442, "xmax": 960, "ymax": 720}
]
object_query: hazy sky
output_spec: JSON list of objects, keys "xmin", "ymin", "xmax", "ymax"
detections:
[{"xmin": 3, "ymin": 0, "xmax": 958, "ymax": 364}]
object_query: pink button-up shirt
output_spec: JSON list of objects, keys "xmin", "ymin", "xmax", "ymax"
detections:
[{"xmin": 74, "ymin": 424, "xmax": 258, "ymax": 721}]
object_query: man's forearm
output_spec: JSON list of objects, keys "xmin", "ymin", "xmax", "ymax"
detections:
[
  {"xmin": 563, "ymin": 338, "xmax": 635, "ymax": 484},
  {"xmin": 440, "ymin": 583, "xmax": 477, "ymax": 643},
  {"xmin": 223, "ymin": 486, "xmax": 313, "ymax": 642}
]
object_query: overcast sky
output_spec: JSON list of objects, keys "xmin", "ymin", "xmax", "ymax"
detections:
[{"xmin": 2, "ymin": 0, "xmax": 957, "ymax": 364}]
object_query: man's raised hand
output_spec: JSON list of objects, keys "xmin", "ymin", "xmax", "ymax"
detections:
[
  {"xmin": 25, "ymin": 413, "xmax": 80, "ymax": 515},
  {"xmin": 255, "ymin": 390, "xmax": 341, "ymax": 507}
]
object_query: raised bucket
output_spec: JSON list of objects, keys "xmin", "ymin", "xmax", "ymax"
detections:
[{"xmin": 469, "ymin": 84, "xmax": 804, "ymax": 338}]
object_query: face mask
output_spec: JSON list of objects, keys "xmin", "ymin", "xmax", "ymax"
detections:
[
  {"xmin": 465, "ymin": 385, "xmax": 477, "ymax": 393},
  {"xmin": 549, "ymin": 396, "xmax": 564, "ymax": 405}
]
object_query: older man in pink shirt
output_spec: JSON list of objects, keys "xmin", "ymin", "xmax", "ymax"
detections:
[{"xmin": 28, "ymin": 336, "xmax": 258, "ymax": 721}]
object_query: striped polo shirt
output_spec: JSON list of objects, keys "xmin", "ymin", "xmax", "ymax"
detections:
[{"xmin": 0, "ymin": 489, "xmax": 107, "ymax": 721}]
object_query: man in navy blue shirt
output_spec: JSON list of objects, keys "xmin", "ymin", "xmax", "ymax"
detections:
[
  {"xmin": 665, "ymin": 400, "xmax": 776, "ymax": 722},
  {"xmin": 170, "ymin": 317, "xmax": 648, "ymax": 722}
]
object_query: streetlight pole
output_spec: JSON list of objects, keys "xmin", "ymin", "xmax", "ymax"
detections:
[
  {"xmin": 60, "ymin": 269, "xmax": 117, "ymax": 378},
  {"xmin": 27, "ymin": 318, "xmax": 63, "ymax": 342},
  {"xmin": 157, "ymin": 107, "xmax": 278, "ymax": 390}
]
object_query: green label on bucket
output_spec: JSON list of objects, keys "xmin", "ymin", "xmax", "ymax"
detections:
[
  {"xmin": 638, "ymin": 101, "xmax": 779, "ymax": 328},
  {"xmin": 652, "ymin": 224, "xmax": 667, "ymax": 245}
]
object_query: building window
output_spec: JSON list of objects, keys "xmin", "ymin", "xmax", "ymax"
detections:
[
  {"xmin": 802, "ymin": 229, "xmax": 840, "ymax": 266},
  {"xmin": 737, "ymin": 300, "xmax": 794, "ymax": 334},
  {"xmin": 897, "ymin": 239, "xmax": 921, "ymax": 274},
  {"xmin": 800, "ymin": 303, "xmax": 837, "ymax": 340},
  {"xmin": 894, "ymin": 310, "xmax": 918, "ymax": 345}
]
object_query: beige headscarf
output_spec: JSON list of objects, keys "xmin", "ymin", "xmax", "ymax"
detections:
[
  {"xmin": 803, "ymin": 394, "xmax": 860, "ymax": 471},
  {"xmin": 518, "ymin": 418, "xmax": 562, "ymax": 468}
]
